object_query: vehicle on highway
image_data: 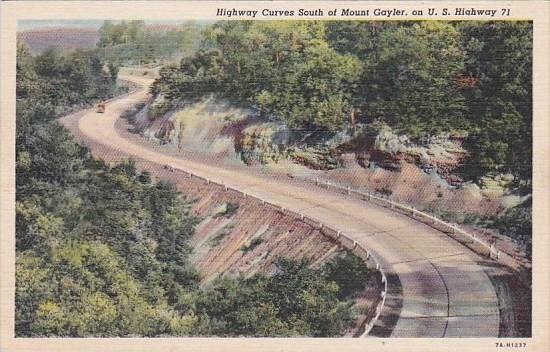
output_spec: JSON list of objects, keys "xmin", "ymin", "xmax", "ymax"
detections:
[{"xmin": 96, "ymin": 102, "xmax": 106, "ymax": 113}]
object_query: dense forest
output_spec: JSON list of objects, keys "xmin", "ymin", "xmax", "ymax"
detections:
[
  {"xmin": 15, "ymin": 43, "xmax": 370, "ymax": 336},
  {"xmin": 151, "ymin": 20, "xmax": 532, "ymax": 185}
]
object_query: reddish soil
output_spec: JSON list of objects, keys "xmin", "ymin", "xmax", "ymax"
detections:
[{"xmin": 326, "ymin": 163, "xmax": 501, "ymax": 214}]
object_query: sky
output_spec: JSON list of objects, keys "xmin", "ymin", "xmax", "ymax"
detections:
[{"xmin": 18, "ymin": 20, "xmax": 188, "ymax": 31}]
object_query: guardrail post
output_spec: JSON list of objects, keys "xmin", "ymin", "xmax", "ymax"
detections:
[
  {"xmin": 300, "ymin": 214, "xmax": 304, "ymax": 221},
  {"xmin": 206, "ymin": 179, "xmax": 210, "ymax": 185},
  {"xmin": 390, "ymin": 201, "xmax": 394, "ymax": 209},
  {"xmin": 336, "ymin": 231, "xmax": 341, "ymax": 239},
  {"xmin": 412, "ymin": 208, "xmax": 416, "ymax": 217},
  {"xmin": 243, "ymin": 192, "xmax": 247, "ymax": 199},
  {"xmin": 366, "ymin": 251, "xmax": 370, "ymax": 259},
  {"xmin": 224, "ymin": 185, "xmax": 228, "ymax": 191},
  {"xmin": 376, "ymin": 263, "xmax": 380, "ymax": 270},
  {"xmin": 364, "ymin": 323, "xmax": 373, "ymax": 335},
  {"xmin": 319, "ymin": 223, "xmax": 323, "ymax": 229},
  {"xmin": 315, "ymin": 178, "xmax": 319, "ymax": 185},
  {"xmin": 368, "ymin": 192, "xmax": 372, "ymax": 201},
  {"xmin": 262, "ymin": 199, "xmax": 265, "ymax": 205},
  {"xmin": 347, "ymin": 186, "xmax": 351, "ymax": 195}
]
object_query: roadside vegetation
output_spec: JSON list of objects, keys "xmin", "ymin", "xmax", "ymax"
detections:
[{"xmin": 15, "ymin": 43, "xmax": 372, "ymax": 336}]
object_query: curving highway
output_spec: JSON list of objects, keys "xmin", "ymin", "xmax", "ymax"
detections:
[{"xmin": 60, "ymin": 74, "xmax": 501, "ymax": 337}]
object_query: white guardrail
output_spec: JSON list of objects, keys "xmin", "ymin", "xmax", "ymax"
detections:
[
  {"xmin": 311, "ymin": 177, "xmax": 505, "ymax": 262},
  {"xmin": 165, "ymin": 166, "xmax": 387, "ymax": 337}
]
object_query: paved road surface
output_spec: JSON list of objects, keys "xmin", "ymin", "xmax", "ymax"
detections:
[{"xmin": 60, "ymin": 74, "xmax": 501, "ymax": 337}]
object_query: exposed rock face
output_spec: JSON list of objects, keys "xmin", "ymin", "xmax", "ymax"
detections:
[
  {"xmin": 372, "ymin": 129, "xmax": 468, "ymax": 183},
  {"xmin": 235, "ymin": 122, "xmax": 291, "ymax": 165},
  {"xmin": 124, "ymin": 97, "xmax": 521, "ymax": 218},
  {"xmin": 127, "ymin": 97, "xmax": 255, "ymax": 160},
  {"xmin": 149, "ymin": 94, "xmax": 172, "ymax": 120},
  {"xmin": 287, "ymin": 148, "xmax": 338, "ymax": 170},
  {"xmin": 337, "ymin": 153, "xmax": 358, "ymax": 168}
]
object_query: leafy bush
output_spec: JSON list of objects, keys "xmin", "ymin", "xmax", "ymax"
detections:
[
  {"xmin": 193, "ymin": 259, "xmax": 357, "ymax": 337},
  {"xmin": 322, "ymin": 251, "xmax": 372, "ymax": 300}
]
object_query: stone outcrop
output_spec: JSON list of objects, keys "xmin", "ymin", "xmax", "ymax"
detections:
[
  {"xmin": 235, "ymin": 122, "xmax": 290, "ymax": 165},
  {"xmin": 123, "ymin": 97, "xmax": 525, "ymax": 218},
  {"xmin": 372, "ymin": 129, "xmax": 468, "ymax": 183}
]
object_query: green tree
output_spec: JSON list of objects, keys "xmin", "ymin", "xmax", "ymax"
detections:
[
  {"xmin": 322, "ymin": 251, "xmax": 371, "ymax": 299},
  {"xmin": 459, "ymin": 21, "xmax": 532, "ymax": 184},
  {"xmin": 361, "ymin": 22, "xmax": 467, "ymax": 135}
]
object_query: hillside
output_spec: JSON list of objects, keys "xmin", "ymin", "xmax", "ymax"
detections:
[
  {"xmin": 17, "ymin": 27, "xmax": 99, "ymax": 53},
  {"xmin": 145, "ymin": 20, "xmax": 533, "ymax": 264}
]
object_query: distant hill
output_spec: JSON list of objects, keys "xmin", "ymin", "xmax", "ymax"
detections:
[
  {"xmin": 17, "ymin": 24, "xmax": 183, "ymax": 54},
  {"xmin": 17, "ymin": 27, "xmax": 99, "ymax": 53},
  {"xmin": 145, "ymin": 23, "xmax": 181, "ymax": 33}
]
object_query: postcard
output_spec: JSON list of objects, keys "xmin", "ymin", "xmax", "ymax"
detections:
[{"xmin": 1, "ymin": 1, "xmax": 549, "ymax": 351}]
